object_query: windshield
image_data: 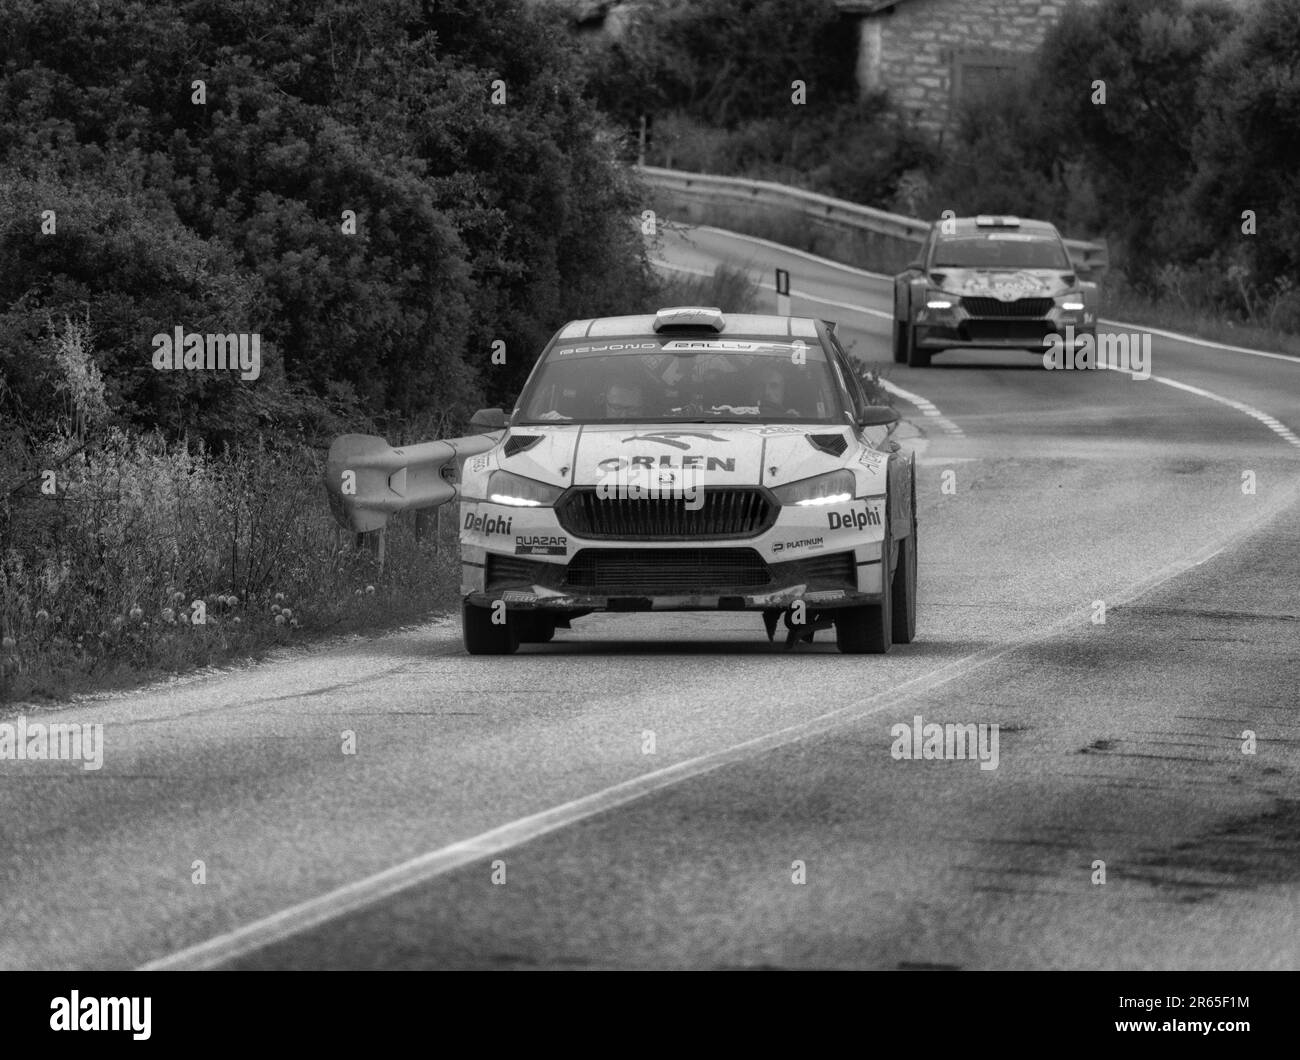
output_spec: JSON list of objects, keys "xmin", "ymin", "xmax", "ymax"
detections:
[
  {"xmin": 515, "ymin": 336, "xmax": 847, "ymax": 425},
  {"xmin": 933, "ymin": 234, "xmax": 1071, "ymax": 270}
]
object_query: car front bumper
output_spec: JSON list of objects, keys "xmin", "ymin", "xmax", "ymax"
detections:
[
  {"xmin": 459, "ymin": 488, "xmax": 896, "ymax": 613},
  {"xmin": 460, "ymin": 556, "xmax": 883, "ymax": 613},
  {"xmin": 913, "ymin": 303, "xmax": 1095, "ymax": 351}
]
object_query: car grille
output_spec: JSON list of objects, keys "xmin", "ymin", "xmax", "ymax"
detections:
[
  {"xmin": 768, "ymin": 551, "xmax": 857, "ymax": 587},
  {"xmin": 564, "ymin": 548, "xmax": 770, "ymax": 593},
  {"xmin": 485, "ymin": 554, "xmax": 564, "ymax": 590},
  {"xmin": 960, "ymin": 297, "xmax": 1054, "ymax": 318},
  {"xmin": 555, "ymin": 488, "xmax": 774, "ymax": 540}
]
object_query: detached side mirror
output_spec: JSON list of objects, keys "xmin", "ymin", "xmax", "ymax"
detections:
[
  {"xmin": 858, "ymin": 406, "xmax": 900, "ymax": 428},
  {"xmin": 469, "ymin": 407, "xmax": 508, "ymax": 432}
]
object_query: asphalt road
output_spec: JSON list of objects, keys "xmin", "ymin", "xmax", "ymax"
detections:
[{"xmin": 2, "ymin": 224, "xmax": 1297, "ymax": 970}]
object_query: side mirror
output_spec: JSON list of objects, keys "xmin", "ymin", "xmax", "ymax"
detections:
[
  {"xmin": 905, "ymin": 259, "xmax": 925, "ymax": 272},
  {"xmin": 857, "ymin": 406, "xmax": 900, "ymax": 428},
  {"xmin": 469, "ymin": 407, "xmax": 508, "ymax": 432}
]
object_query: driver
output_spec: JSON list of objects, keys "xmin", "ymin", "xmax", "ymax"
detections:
[
  {"xmin": 603, "ymin": 379, "xmax": 646, "ymax": 419},
  {"xmin": 758, "ymin": 367, "xmax": 800, "ymax": 416}
]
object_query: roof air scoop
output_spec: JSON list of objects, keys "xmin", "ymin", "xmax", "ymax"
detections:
[{"xmin": 653, "ymin": 306, "xmax": 726, "ymax": 332}]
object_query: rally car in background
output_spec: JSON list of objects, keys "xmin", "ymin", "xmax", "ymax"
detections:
[
  {"xmin": 326, "ymin": 307, "xmax": 918, "ymax": 656},
  {"xmin": 893, "ymin": 215, "xmax": 1099, "ymax": 367}
]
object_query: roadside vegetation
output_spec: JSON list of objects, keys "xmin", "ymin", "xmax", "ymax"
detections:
[{"xmin": 0, "ymin": 0, "xmax": 662, "ymax": 702}]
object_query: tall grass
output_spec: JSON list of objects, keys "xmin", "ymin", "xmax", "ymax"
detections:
[
  {"xmin": 0, "ymin": 430, "xmax": 460, "ymax": 703},
  {"xmin": 652, "ymin": 262, "xmax": 760, "ymax": 313}
]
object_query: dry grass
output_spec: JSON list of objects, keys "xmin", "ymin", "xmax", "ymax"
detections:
[{"xmin": 653, "ymin": 262, "xmax": 761, "ymax": 313}]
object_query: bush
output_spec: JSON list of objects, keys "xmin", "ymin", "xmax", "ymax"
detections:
[{"xmin": 0, "ymin": 0, "xmax": 657, "ymax": 438}]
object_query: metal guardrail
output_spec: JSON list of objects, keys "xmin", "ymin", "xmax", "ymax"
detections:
[{"xmin": 635, "ymin": 165, "xmax": 1109, "ymax": 276}]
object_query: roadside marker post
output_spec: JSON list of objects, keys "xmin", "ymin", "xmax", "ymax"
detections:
[{"xmin": 775, "ymin": 268, "xmax": 791, "ymax": 315}]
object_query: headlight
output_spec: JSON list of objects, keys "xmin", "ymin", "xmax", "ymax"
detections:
[
  {"xmin": 1061, "ymin": 300, "xmax": 1085, "ymax": 311},
  {"xmin": 772, "ymin": 469, "xmax": 856, "ymax": 507},
  {"xmin": 925, "ymin": 291, "xmax": 954, "ymax": 309},
  {"xmin": 487, "ymin": 470, "xmax": 562, "ymax": 507}
]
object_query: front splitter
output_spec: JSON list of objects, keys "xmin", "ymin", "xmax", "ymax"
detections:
[{"xmin": 466, "ymin": 585, "xmax": 882, "ymax": 612}]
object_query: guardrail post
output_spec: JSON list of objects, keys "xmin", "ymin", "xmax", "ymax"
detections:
[{"xmin": 353, "ymin": 528, "xmax": 386, "ymax": 570}]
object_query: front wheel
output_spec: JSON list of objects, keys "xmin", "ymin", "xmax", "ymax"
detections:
[
  {"xmin": 891, "ymin": 514, "xmax": 917, "ymax": 644},
  {"xmin": 892, "ymin": 320, "xmax": 909, "ymax": 363},
  {"xmin": 836, "ymin": 513, "xmax": 893, "ymax": 654},
  {"xmin": 906, "ymin": 326, "xmax": 932, "ymax": 368},
  {"xmin": 462, "ymin": 600, "xmax": 519, "ymax": 655}
]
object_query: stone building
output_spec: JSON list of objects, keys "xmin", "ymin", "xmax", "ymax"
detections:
[{"xmin": 837, "ymin": 0, "xmax": 1102, "ymax": 133}]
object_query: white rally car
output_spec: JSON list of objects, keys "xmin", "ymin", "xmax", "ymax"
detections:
[
  {"xmin": 452, "ymin": 306, "xmax": 917, "ymax": 654},
  {"xmin": 893, "ymin": 215, "xmax": 1099, "ymax": 367}
]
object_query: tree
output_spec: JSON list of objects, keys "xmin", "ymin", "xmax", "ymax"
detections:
[
  {"xmin": 1189, "ymin": 0, "xmax": 1300, "ymax": 289},
  {"xmin": 1034, "ymin": 0, "xmax": 1241, "ymax": 281},
  {"xmin": 0, "ymin": 0, "xmax": 655, "ymax": 438}
]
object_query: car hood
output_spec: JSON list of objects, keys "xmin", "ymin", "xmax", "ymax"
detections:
[
  {"xmin": 499, "ymin": 423, "xmax": 860, "ymax": 489},
  {"xmin": 936, "ymin": 268, "xmax": 1074, "ymax": 299}
]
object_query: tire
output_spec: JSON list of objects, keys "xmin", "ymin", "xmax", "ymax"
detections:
[
  {"xmin": 462, "ymin": 599, "xmax": 519, "ymax": 655},
  {"xmin": 836, "ymin": 510, "xmax": 893, "ymax": 654},
  {"xmin": 905, "ymin": 325, "xmax": 932, "ymax": 368},
  {"xmin": 891, "ymin": 511, "xmax": 917, "ymax": 644},
  {"xmin": 892, "ymin": 320, "xmax": 909, "ymax": 364}
]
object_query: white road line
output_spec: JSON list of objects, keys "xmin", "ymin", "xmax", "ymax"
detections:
[
  {"xmin": 877, "ymin": 378, "xmax": 965, "ymax": 437},
  {"xmin": 1094, "ymin": 362, "xmax": 1300, "ymax": 448},
  {"xmin": 1151, "ymin": 375, "xmax": 1300, "ymax": 449},
  {"xmin": 139, "ymin": 478, "xmax": 1300, "ymax": 971},
  {"xmin": 1104, "ymin": 318, "xmax": 1299, "ymax": 365}
]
